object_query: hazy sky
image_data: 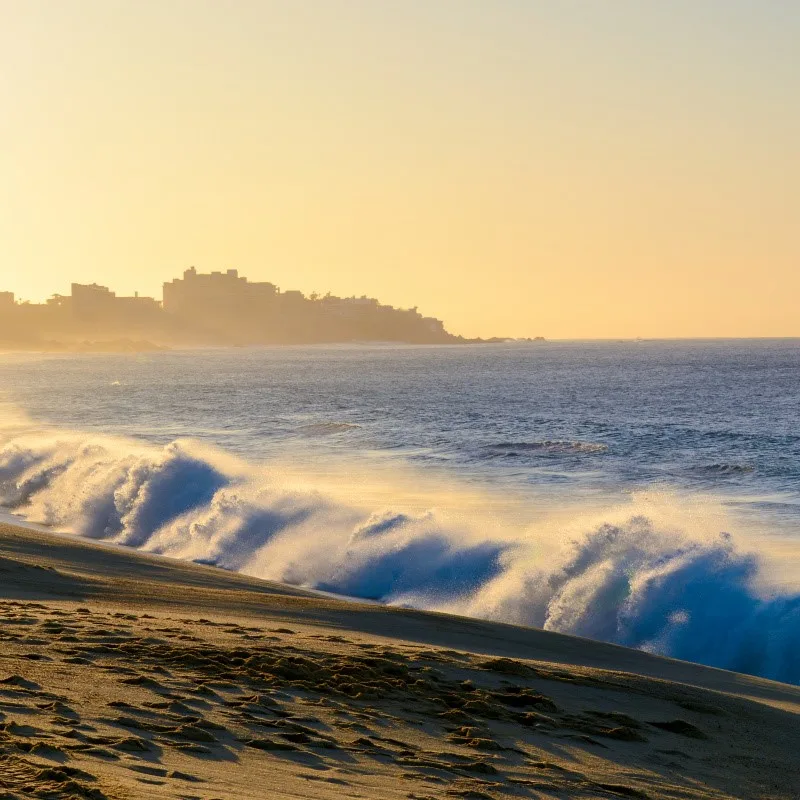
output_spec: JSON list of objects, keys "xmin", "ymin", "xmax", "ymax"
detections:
[{"xmin": 2, "ymin": 1, "xmax": 798, "ymax": 339}]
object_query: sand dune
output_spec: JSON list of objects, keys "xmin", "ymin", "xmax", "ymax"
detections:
[{"xmin": 0, "ymin": 521, "xmax": 797, "ymax": 800}]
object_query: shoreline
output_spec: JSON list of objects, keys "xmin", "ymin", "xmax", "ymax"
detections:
[
  {"xmin": 1, "ymin": 519, "xmax": 797, "ymax": 703},
  {"xmin": 0, "ymin": 519, "xmax": 798, "ymax": 798}
]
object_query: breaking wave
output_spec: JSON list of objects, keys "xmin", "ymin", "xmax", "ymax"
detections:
[{"xmin": 0, "ymin": 429, "xmax": 798, "ymax": 685}]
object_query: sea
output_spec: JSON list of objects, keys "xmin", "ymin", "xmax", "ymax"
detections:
[{"xmin": 1, "ymin": 340, "xmax": 799, "ymax": 684}]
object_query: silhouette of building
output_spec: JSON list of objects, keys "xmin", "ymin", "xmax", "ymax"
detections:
[
  {"xmin": 115, "ymin": 292, "xmax": 160, "ymax": 315},
  {"xmin": 163, "ymin": 267, "xmax": 278, "ymax": 319},
  {"xmin": 71, "ymin": 283, "xmax": 117, "ymax": 319},
  {"xmin": 63, "ymin": 283, "xmax": 161, "ymax": 335},
  {"xmin": 1, "ymin": 267, "xmax": 463, "ymax": 346}
]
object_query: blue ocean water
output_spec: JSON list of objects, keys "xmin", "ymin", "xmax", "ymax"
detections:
[{"xmin": 1, "ymin": 340, "xmax": 799, "ymax": 683}]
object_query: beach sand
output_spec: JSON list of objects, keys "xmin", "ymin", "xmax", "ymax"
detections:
[{"xmin": 0, "ymin": 521, "xmax": 797, "ymax": 800}]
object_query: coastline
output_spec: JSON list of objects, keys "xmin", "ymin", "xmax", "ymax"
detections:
[{"xmin": 0, "ymin": 519, "xmax": 797, "ymax": 799}]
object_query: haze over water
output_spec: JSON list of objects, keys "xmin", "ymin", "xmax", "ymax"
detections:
[{"xmin": 1, "ymin": 340, "xmax": 799, "ymax": 684}]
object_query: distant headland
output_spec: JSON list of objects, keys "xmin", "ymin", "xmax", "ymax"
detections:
[{"xmin": 0, "ymin": 269, "xmax": 542, "ymax": 350}]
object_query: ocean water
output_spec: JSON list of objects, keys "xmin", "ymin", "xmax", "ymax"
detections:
[{"xmin": 1, "ymin": 340, "xmax": 799, "ymax": 684}]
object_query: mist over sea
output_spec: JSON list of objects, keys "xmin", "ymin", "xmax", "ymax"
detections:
[{"xmin": 1, "ymin": 340, "xmax": 799, "ymax": 684}]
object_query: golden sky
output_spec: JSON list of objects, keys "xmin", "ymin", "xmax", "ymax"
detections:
[{"xmin": 2, "ymin": 1, "xmax": 798, "ymax": 339}]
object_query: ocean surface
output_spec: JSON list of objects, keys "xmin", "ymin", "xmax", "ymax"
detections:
[{"xmin": 1, "ymin": 340, "xmax": 799, "ymax": 684}]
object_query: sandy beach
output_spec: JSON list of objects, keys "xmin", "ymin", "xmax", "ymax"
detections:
[{"xmin": 0, "ymin": 520, "xmax": 798, "ymax": 800}]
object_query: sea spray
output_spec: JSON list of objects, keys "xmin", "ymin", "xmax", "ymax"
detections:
[{"xmin": 1, "ymin": 428, "xmax": 798, "ymax": 684}]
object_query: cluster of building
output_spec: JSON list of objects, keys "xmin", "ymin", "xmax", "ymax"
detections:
[{"xmin": 0, "ymin": 268, "xmax": 456, "ymax": 345}]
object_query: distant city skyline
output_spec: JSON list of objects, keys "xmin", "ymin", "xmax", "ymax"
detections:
[
  {"xmin": 2, "ymin": 266, "xmax": 448, "ymax": 315},
  {"xmin": 3, "ymin": 1, "xmax": 799, "ymax": 338},
  {"xmin": 0, "ymin": 266, "xmax": 462, "ymax": 347}
]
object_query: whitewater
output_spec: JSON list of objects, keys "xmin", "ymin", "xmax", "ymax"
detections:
[{"xmin": 1, "ymin": 341, "xmax": 799, "ymax": 684}]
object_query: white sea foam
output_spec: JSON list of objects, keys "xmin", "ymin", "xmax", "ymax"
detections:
[{"xmin": 1, "ymin": 423, "xmax": 798, "ymax": 684}]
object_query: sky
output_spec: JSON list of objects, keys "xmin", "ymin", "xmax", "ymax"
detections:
[{"xmin": 1, "ymin": 1, "xmax": 798, "ymax": 339}]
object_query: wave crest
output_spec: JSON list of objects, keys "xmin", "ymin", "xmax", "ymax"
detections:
[{"xmin": 0, "ymin": 430, "xmax": 797, "ymax": 684}]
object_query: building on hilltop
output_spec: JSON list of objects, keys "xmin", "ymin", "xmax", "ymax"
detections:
[
  {"xmin": 69, "ymin": 283, "xmax": 161, "ymax": 331},
  {"xmin": 162, "ymin": 267, "xmax": 279, "ymax": 320},
  {"xmin": 71, "ymin": 283, "xmax": 117, "ymax": 319},
  {"xmin": 0, "ymin": 291, "xmax": 14, "ymax": 309},
  {"xmin": 115, "ymin": 293, "xmax": 160, "ymax": 315}
]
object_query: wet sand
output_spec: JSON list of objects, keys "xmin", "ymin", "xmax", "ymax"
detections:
[{"xmin": 0, "ymin": 521, "xmax": 798, "ymax": 800}]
